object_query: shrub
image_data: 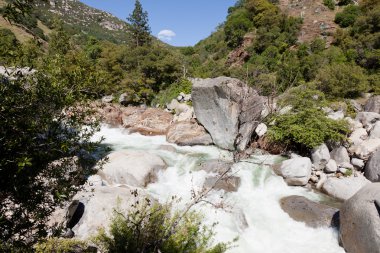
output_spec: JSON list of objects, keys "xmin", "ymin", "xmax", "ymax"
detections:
[
  {"xmin": 335, "ymin": 5, "xmax": 361, "ymax": 27},
  {"xmin": 324, "ymin": 0, "xmax": 335, "ymax": 10},
  {"xmin": 268, "ymin": 86, "xmax": 349, "ymax": 149},
  {"xmin": 92, "ymin": 200, "xmax": 229, "ymax": 253},
  {"xmin": 152, "ymin": 79, "xmax": 192, "ymax": 107},
  {"xmin": 315, "ymin": 63, "xmax": 368, "ymax": 98}
]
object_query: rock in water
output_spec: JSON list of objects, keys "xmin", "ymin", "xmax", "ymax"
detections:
[
  {"xmin": 166, "ymin": 121, "xmax": 213, "ymax": 146},
  {"xmin": 322, "ymin": 175, "xmax": 370, "ymax": 201},
  {"xmin": 365, "ymin": 149, "xmax": 380, "ymax": 182},
  {"xmin": 280, "ymin": 196, "xmax": 339, "ymax": 228},
  {"xmin": 340, "ymin": 183, "xmax": 380, "ymax": 253},
  {"xmin": 99, "ymin": 150, "xmax": 166, "ymax": 187},
  {"xmin": 274, "ymin": 157, "xmax": 312, "ymax": 186},
  {"xmin": 192, "ymin": 77, "xmax": 264, "ymax": 151}
]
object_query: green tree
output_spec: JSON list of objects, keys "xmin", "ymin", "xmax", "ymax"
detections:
[
  {"xmin": 316, "ymin": 63, "xmax": 368, "ymax": 98},
  {"xmin": 127, "ymin": 0, "xmax": 151, "ymax": 47}
]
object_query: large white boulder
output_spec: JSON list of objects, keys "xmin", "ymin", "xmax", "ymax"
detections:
[
  {"xmin": 99, "ymin": 150, "xmax": 166, "ymax": 187},
  {"xmin": 191, "ymin": 77, "xmax": 265, "ymax": 151},
  {"xmin": 321, "ymin": 175, "xmax": 370, "ymax": 201},
  {"xmin": 340, "ymin": 183, "xmax": 380, "ymax": 253},
  {"xmin": 274, "ymin": 157, "xmax": 312, "ymax": 186},
  {"xmin": 311, "ymin": 144, "xmax": 330, "ymax": 170}
]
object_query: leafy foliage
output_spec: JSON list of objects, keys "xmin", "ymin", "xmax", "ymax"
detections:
[
  {"xmin": 323, "ymin": 0, "xmax": 335, "ymax": 10},
  {"xmin": 92, "ymin": 200, "xmax": 229, "ymax": 253},
  {"xmin": 152, "ymin": 79, "xmax": 192, "ymax": 106},
  {"xmin": 268, "ymin": 87, "xmax": 349, "ymax": 149},
  {"xmin": 335, "ymin": 5, "xmax": 361, "ymax": 28}
]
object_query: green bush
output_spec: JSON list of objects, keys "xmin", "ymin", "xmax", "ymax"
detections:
[
  {"xmin": 92, "ymin": 200, "xmax": 229, "ymax": 253},
  {"xmin": 152, "ymin": 79, "xmax": 192, "ymax": 107},
  {"xmin": 335, "ymin": 5, "xmax": 361, "ymax": 27},
  {"xmin": 324, "ymin": 0, "xmax": 335, "ymax": 10},
  {"xmin": 268, "ymin": 87, "xmax": 349, "ymax": 149},
  {"xmin": 316, "ymin": 63, "xmax": 368, "ymax": 98}
]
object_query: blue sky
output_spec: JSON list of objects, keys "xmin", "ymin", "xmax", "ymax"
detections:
[{"xmin": 80, "ymin": 0, "xmax": 236, "ymax": 46}]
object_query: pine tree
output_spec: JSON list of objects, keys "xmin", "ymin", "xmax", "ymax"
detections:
[{"xmin": 127, "ymin": 0, "xmax": 151, "ymax": 47}]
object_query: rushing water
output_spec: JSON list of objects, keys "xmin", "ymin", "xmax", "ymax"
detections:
[{"xmin": 93, "ymin": 126, "xmax": 345, "ymax": 253}]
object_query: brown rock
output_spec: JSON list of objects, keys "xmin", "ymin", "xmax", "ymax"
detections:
[
  {"xmin": 280, "ymin": 195, "xmax": 339, "ymax": 228},
  {"xmin": 166, "ymin": 121, "xmax": 213, "ymax": 146},
  {"xmin": 204, "ymin": 176, "xmax": 241, "ymax": 192}
]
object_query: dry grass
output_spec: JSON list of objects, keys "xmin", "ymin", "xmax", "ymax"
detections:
[
  {"xmin": 0, "ymin": 16, "xmax": 34, "ymax": 43},
  {"xmin": 37, "ymin": 20, "xmax": 52, "ymax": 35}
]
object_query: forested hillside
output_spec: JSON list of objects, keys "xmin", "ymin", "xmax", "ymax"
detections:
[{"xmin": 184, "ymin": 0, "xmax": 379, "ymax": 98}]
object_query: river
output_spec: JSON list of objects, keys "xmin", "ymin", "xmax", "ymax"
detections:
[{"xmin": 93, "ymin": 125, "xmax": 345, "ymax": 253}]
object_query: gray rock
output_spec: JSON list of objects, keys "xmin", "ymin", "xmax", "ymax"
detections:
[
  {"xmin": 365, "ymin": 149, "xmax": 380, "ymax": 182},
  {"xmin": 280, "ymin": 196, "xmax": 339, "ymax": 228},
  {"xmin": 340, "ymin": 183, "xmax": 380, "ymax": 253},
  {"xmin": 339, "ymin": 162, "xmax": 354, "ymax": 170},
  {"xmin": 370, "ymin": 121, "xmax": 380, "ymax": 139},
  {"xmin": 325, "ymin": 159, "xmax": 338, "ymax": 173},
  {"xmin": 204, "ymin": 176, "xmax": 241, "ymax": 192},
  {"xmin": 349, "ymin": 138, "xmax": 380, "ymax": 160},
  {"xmin": 311, "ymin": 144, "xmax": 330, "ymax": 170},
  {"xmin": 348, "ymin": 128, "xmax": 368, "ymax": 145},
  {"xmin": 119, "ymin": 92, "xmax": 134, "ymax": 105},
  {"xmin": 351, "ymin": 158, "xmax": 365, "ymax": 170},
  {"xmin": 355, "ymin": 112, "xmax": 380, "ymax": 128},
  {"xmin": 255, "ymin": 123, "xmax": 267, "ymax": 137},
  {"xmin": 166, "ymin": 121, "xmax": 213, "ymax": 146},
  {"xmin": 349, "ymin": 99, "xmax": 363, "ymax": 112},
  {"xmin": 327, "ymin": 110, "xmax": 345, "ymax": 120},
  {"xmin": 192, "ymin": 77, "xmax": 264, "ymax": 151},
  {"xmin": 322, "ymin": 175, "xmax": 370, "ymax": 201},
  {"xmin": 330, "ymin": 146, "xmax": 350, "ymax": 166},
  {"xmin": 99, "ymin": 150, "xmax": 166, "ymax": 187},
  {"xmin": 197, "ymin": 160, "xmax": 233, "ymax": 174},
  {"xmin": 364, "ymin": 95, "xmax": 380, "ymax": 113},
  {"xmin": 101, "ymin": 95, "xmax": 114, "ymax": 103},
  {"xmin": 345, "ymin": 117, "xmax": 363, "ymax": 131},
  {"xmin": 274, "ymin": 157, "xmax": 312, "ymax": 186}
]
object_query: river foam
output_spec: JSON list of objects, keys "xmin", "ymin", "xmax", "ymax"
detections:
[{"xmin": 93, "ymin": 126, "xmax": 345, "ymax": 253}]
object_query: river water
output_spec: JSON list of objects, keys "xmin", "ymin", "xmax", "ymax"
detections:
[{"xmin": 93, "ymin": 126, "xmax": 345, "ymax": 253}]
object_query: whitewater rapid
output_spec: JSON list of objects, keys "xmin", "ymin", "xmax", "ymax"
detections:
[{"xmin": 93, "ymin": 126, "xmax": 345, "ymax": 253}]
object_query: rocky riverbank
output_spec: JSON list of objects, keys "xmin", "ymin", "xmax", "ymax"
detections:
[{"xmin": 53, "ymin": 77, "xmax": 380, "ymax": 252}]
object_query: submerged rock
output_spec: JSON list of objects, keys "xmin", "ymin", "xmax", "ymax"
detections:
[
  {"xmin": 192, "ymin": 77, "xmax": 264, "ymax": 151},
  {"xmin": 340, "ymin": 183, "xmax": 380, "ymax": 253},
  {"xmin": 280, "ymin": 196, "xmax": 339, "ymax": 228},
  {"xmin": 204, "ymin": 176, "xmax": 241, "ymax": 192}
]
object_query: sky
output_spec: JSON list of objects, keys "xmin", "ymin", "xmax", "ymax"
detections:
[{"xmin": 80, "ymin": 0, "xmax": 236, "ymax": 47}]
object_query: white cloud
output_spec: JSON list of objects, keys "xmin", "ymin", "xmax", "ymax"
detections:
[{"xmin": 158, "ymin": 29, "xmax": 176, "ymax": 41}]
